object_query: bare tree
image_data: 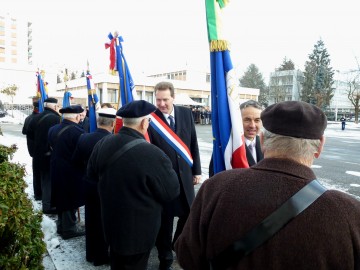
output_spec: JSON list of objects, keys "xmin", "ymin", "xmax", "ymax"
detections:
[
  {"xmin": 346, "ymin": 73, "xmax": 360, "ymax": 123},
  {"xmin": 0, "ymin": 84, "xmax": 18, "ymax": 117}
]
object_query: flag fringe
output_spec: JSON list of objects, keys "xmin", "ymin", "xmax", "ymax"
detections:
[{"xmin": 210, "ymin": 40, "xmax": 229, "ymax": 52}]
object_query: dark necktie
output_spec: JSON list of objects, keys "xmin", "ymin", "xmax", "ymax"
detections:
[
  {"xmin": 248, "ymin": 142, "xmax": 256, "ymax": 162},
  {"xmin": 168, "ymin": 115, "xmax": 175, "ymax": 131}
]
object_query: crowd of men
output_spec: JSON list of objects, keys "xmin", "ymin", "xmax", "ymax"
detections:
[{"xmin": 22, "ymin": 82, "xmax": 360, "ymax": 270}]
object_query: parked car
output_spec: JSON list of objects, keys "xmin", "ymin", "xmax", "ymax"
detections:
[{"xmin": 0, "ymin": 109, "xmax": 6, "ymax": 118}]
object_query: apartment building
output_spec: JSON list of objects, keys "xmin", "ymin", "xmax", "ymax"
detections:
[
  {"xmin": 0, "ymin": 12, "xmax": 32, "ymax": 65},
  {"xmin": 268, "ymin": 69, "xmax": 304, "ymax": 105}
]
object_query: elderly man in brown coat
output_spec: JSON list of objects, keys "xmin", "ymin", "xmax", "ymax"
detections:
[{"xmin": 175, "ymin": 101, "xmax": 360, "ymax": 270}]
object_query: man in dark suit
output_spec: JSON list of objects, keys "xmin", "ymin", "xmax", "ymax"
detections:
[
  {"xmin": 27, "ymin": 97, "xmax": 60, "ymax": 214},
  {"xmin": 48, "ymin": 105, "xmax": 85, "ymax": 239},
  {"xmin": 148, "ymin": 81, "xmax": 202, "ymax": 270},
  {"xmin": 209, "ymin": 99, "xmax": 264, "ymax": 177},
  {"xmin": 22, "ymin": 100, "xmax": 41, "ymax": 200},
  {"xmin": 87, "ymin": 100, "xmax": 179, "ymax": 270},
  {"xmin": 240, "ymin": 100, "xmax": 264, "ymax": 166},
  {"xmin": 72, "ymin": 107, "xmax": 116, "ymax": 266}
]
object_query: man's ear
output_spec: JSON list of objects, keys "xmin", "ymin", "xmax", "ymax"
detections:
[
  {"xmin": 314, "ymin": 135, "xmax": 326, "ymax": 159},
  {"xmin": 259, "ymin": 131, "xmax": 264, "ymax": 153}
]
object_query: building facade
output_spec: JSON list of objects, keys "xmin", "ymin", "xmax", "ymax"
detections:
[
  {"xmin": 268, "ymin": 69, "xmax": 304, "ymax": 105},
  {"xmin": 0, "ymin": 12, "xmax": 32, "ymax": 65}
]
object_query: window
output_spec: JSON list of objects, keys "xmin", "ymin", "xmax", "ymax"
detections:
[
  {"xmin": 11, "ymin": 40, "xmax": 16, "ymax": 46},
  {"xmin": 11, "ymin": 32, "xmax": 17, "ymax": 38},
  {"xmin": 11, "ymin": 58, "xmax": 17, "ymax": 63},
  {"xmin": 0, "ymin": 39, "xmax": 4, "ymax": 45},
  {"xmin": 11, "ymin": 49, "xmax": 17, "ymax": 55},
  {"xmin": 0, "ymin": 56, "xmax": 5, "ymax": 62},
  {"xmin": 108, "ymin": 89, "xmax": 117, "ymax": 103},
  {"xmin": 206, "ymin": 73, "xmax": 211, "ymax": 83},
  {"xmin": 0, "ymin": 47, "xmax": 5, "ymax": 54}
]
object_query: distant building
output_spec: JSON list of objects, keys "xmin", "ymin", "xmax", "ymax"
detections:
[
  {"xmin": 268, "ymin": 69, "xmax": 304, "ymax": 105},
  {"xmin": 53, "ymin": 69, "xmax": 260, "ymax": 109},
  {"xmin": 0, "ymin": 12, "xmax": 33, "ymax": 65}
]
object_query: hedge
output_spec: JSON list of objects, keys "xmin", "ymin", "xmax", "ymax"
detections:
[{"xmin": 0, "ymin": 144, "xmax": 46, "ymax": 270}]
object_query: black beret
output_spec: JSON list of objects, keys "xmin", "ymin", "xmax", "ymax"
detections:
[
  {"xmin": 97, "ymin": 108, "xmax": 116, "ymax": 119},
  {"xmin": 261, "ymin": 101, "xmax": 327, "ymax": 139},
  {"xmin": 44, "ymin": 97, "xmax": 58, "ymax": 104},
  {"xmin": 33, "ymin": 101, "xmax": 39, "ymax": 107},
  {"xmin": 116, "ymin": 100, "xmax": 156, "ymax": 118},
  {"xmin": 59, "ymin": 105, "xmax": 84, "ymax": 114}
]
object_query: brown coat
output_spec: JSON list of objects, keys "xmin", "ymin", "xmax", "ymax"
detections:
[{"xmin": 175, "ymin": 158, "xmax": 360, "ymax": 270}]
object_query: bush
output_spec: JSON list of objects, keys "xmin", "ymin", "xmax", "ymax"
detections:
[{"xmin": 0, "ymin": 144, "xmax": 46, "ymax": 270}]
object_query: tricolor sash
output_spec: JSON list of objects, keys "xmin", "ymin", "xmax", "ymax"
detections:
[{"xmin": 149, "ymin": 112, "xmax": 193, "ymax": 167}]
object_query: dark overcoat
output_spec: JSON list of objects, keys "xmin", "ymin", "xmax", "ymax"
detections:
[
  {"xmin": 22, "ymin": 111, "xmax": 39, "ymax": 157},
  {"xmin": 87, "ymin": 127, "xmax": 180, "ymax": 255},
  {"xmin": 48, "ymin": 119, "xmax": 85, "ymax": 210},
  {"xmin": 72, "ymin": 128, "xmax": 111, "ymax": 262},
  {"xmin": 148, "ymin": 105, "xmax": 201, "ymax": 211},
  {"xmin": 27, "ymin": 108, "xmax": 60, "ymax": 170},
  {"xmin": 175, "ymin": 158, "xmax": 360, "ymax": 270}
]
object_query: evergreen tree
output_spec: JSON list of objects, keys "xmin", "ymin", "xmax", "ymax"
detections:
[
  {"xmin": 302, "ymin": 40, "xmax": 335, "ymax": 109},
  {"xmin": 277, "ymin": 57, "xmax": 295, "ymax": 71},
  {"xmin": 239, "ymin": 64, "xmax": 268, "ymax": 107}
]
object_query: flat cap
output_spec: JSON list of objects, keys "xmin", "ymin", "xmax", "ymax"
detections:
[
  {"xmin": 261, "ymin": 101, "xmax": 327, "ymax": 139},
  {"xmin": 59, "ymin": 105, "xmax": 84, "ymax": 114},
  {"xmin": 116, "ymin": 100, "xmax": 156, "ymax": 118},
  {"xmin": 44, "ymin": 97, "xmax": 58, "ymax": 104},
  {"xmin": 97, "ymin": 107, "xmax": 116, "ymax": 119}
]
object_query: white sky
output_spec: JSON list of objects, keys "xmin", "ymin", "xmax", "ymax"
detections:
[{"xmin": 3, "ymin": 0, "xmax": 360, "ymax": 81}]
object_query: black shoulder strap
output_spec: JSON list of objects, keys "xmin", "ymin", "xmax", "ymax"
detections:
[
  {"xmin": 37, "ymin": 113, "xmax": 52, "ymax": 127},
  {"xmin": 56, "ymin": 125, "xmax": 73, "ymax": 142},
  {"xmin": 103, "ymin": 139, "xmax": 146, "ymax": 171},
  {"xmin": 210, "ymin": 179, "xmax": 327, "ymax": 270}
]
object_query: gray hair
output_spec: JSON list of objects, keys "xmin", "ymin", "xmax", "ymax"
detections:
[
  {"xmin": 97, "ymin": 116, "xmax": 115, "ymax": 127},
  {"xmin": 261, "ymin": 128, "xmax": 321, "ymax": 161},
  {"xmin": 240, "ymin": 100, "xmax": 263, "ymax": 110},
  {"xmin": 62, "ymin": 113, "xmax": 78, "ymax": 120},
  {"xmin": 123, "ymin": 116, "xmax": 146, "ymax": 126},
  {"xmin": 45, "ymin": 102, "xmax": 57, "ymax": 110}
]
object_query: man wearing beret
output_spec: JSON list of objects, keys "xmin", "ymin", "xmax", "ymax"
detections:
[
  {"xmin": 87, "ymin": 100, "xmax": 179, "ymax": 270},
  {"xmin": 27, "ymin": 97, "xmax": 60, "ymax": 214},
  {"xmin": 22, "ymin": 100, "xmax": 41, "ymax": 201},
  {"xmin": 147, "ymin": 81, "xmax": 202, "ymax": 270},
  {"xmin": 175, "ymin": 101, "xmax": 360, "ymax": 269},
  {"xmin": 48, "ymin": 105, "xmax": 86, "ymax": 239},
  {"xmin": 72, "ymin": 107, "xmax": 116, "ymax": 265}
]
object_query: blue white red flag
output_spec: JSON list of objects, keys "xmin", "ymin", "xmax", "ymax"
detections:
[
  {"xmin": 206, "ymin": 0, "xmax": 249, "ymax": 174},
  {"xmin": 86, "ymin": 71, "xmax": 100, "ymax": 133},
  {"xmin": 36, "ymin": 71, "xmax": 48, "ymax": 112},
  {"xmin": 105, "ymin": 33, "xmax": 138, "ymax": 133}
]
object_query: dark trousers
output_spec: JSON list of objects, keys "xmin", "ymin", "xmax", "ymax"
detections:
[
  {"xmin": 57, "ymin": 209, "xmax": 77, "ymax": 233},
  {"xmin": 155, "ymin": 212, "xmax": 189, "ymax": 267},
  {"xmin": 85, "ymin": 190, "xmax": 108, "ymax": 263},
  {"xmin": 40, "ymin": 167, "xmax": 52, "ymax": 212},
  {"xmin": 342, "ymin": 122, "xmax": 346, "ymax": 130},
  {"xmin": 32, "ymin": 158, "xmax": 42, "ymax": 199},
  {"xmin": 110, "ymin": 249, "xmax": 150, "ymax": 270}
]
